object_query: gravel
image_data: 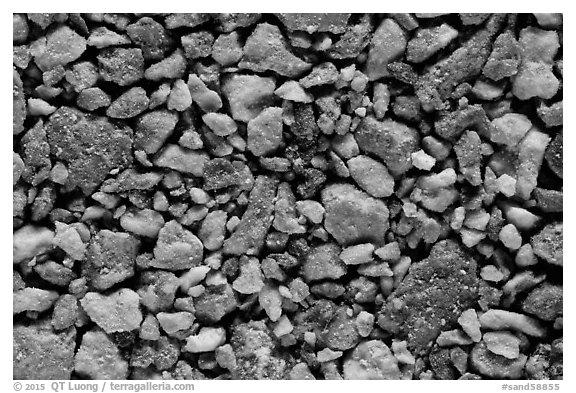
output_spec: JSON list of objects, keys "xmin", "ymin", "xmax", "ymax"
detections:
[{"xmin": 13, "ymin": 12, "xmax": 562, "ymax": 381}]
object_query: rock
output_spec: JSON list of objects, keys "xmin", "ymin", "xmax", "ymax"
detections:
[
  {"xmin": 273, "ymin": 182, "xmax": 306, "ymax": 234},
  {"xmin": 87, "ymin": 26, "xmax": 131, "ymax": 48},
  {"xmin": 458, "ymin": 309, "xmax": 482, "ymax": 342},
  {"xmin": 479, "ymin": 309, "xmax": 546, "ymax": 337},
  {"xmin": 13, "ymin": 69, "xmax": 26, "ymax": 135},
  {"xmin": 81, "ymin": 289, "xmax": 142, "ymax": 333},
  {"xmin": 259, "ymin": 284, "xmax": 283, "ymax": 321},
  {"xmin": 83, "ymin": 230, "xmax": 139, "ymax": 290},
  {"xmin": 35, "ymin": 261, "xmax": 76, "ymax": 287},
  {"xmin": 378, "ymin": 240, "xmax": 479, "ymax": 355},
  {"xmin": 239, "ymin": 23, "xmax": 311, "ymax": 78},
  {"xmin": 13, "ymin": 225, "xmax": 54, "ymax": 264},
  {"xmin": 199, "ymin": 210, "xmax": 227, "ymax": 251},
  {"xmin": 302, "ymin": 243, "xmax": 347, "ymax": 281},
  {"xmin": 77, "ymin": 87, "xmax": 111, "ymax": 111},
  {"xmin": 247, "ymin": 107, "xmax": 283, "ymax": 156},
  {"xmin": 215, "ymin": 344, "xmax": 237, "ymax": 370},
  {"xmin": 317, "ymin": 348, "xmax": 343, "ymax": 362},
  {"xmin": 321, "ymin": 183, "xmax": 389, "ymax": 246},
  {"xmin": 52, "ymin": 222, "xmax": 85, "ymax": 260},
  {"xmin": 471, "ymin": 341, "xmax": 527, "ymax": 379},
  {"xmin": 20, "ymin": 120, "xmax": 51, "ymax": 186},
  {"xmin": 202, "ymin": 158, "xmax": 252, "ymax": 190},
  {"xmin": 46, "ymin": 107, "xmax": 133, "ymax": 194},
  {"xmin": 165, "ymin": 13, "xmax": 210, "ymax": 29},
  {"xmin": 355, "ymin": 117, "xmax": 420, "ymax": 177},
  {"xmin": 185, "ymin": 327, "xmax": 226, "ymax": 353},
  {"xmin": 137, "ymin": 271, "xmax": 179, "ymax": 313},
  {"xmin": 483, "ymin": 332, "xmax": 521, "ymax": 359},
  {"xmin": 145, "ymin": 49, "xmax": 187, "ymax": 81},
  {"xmin": 417, "ymin": 14, "xmax": 504, "ymax": 111},
  {"xmin": 222, "ymin": 74, "xmax": 276, "ymax": 122},
  {"xmin": 407, "ymin": 23, "xmax": 458, "ymax": 63},
  {"xmin": 499, "ymin": 224, "xmax": 523, "ymax": 251},
  {"xmin": 232, "ymin": 257, "xmax": 265, "ymax": 294},
  {"xmin": 181, "ymin": 31, "xmax": 214, "ymax": 59},
  {"xmin": 120, "ymin": 208, "xmax": 165, "ymax": 238},
  {"xmin": 157, "ymin": 312, "xmax": 195, "ymax": 335},
  {"xmin": 52, "ymin": 294, "xmax": 78, "ymax": 330},
  {"xmin": 13, "ymin": 14, "xmax": 28, "ymax": 43},
  {"xmin": 491, "ymin": 113, "xmax": 533, "ymax": 146},
  {"xmin": 27, "ymin": 97, "xmax": 56, "ymax": 115},
  {"xmin": 299, "ymin": 62, "xmax": 339, "ymax": 88},
  {"xmin": 516, "ymin": 128, "xmax": 550, "ymax": 199},
  {"xmin": 454, "ymin": 130, "xmax": 482, "ymax": 186},
  {"xmin": 483, "ymin": 31, "xmax": 521, "ymax": 81},
  {"xmin": 343, "ymin": 340, "xmax": 402, "ymax": 379},
  {"xmin": 436, "ymin": 329, "xmax": 474, "ymax": 347},
  {"xmin": 276, "ymin": 13, "xmax": 350, "ymax": 34},
  {"xmin": 340, "ymin": 243, "xmax": 375, "ymax": 265},
  {"xmin": 295, "ymin": 200, "xmax": 325, "ymax": 224},
  {"xmin": 328, "ymin": 15, "xmax": 372, "ymax": 59},
  {"xmin": 167, "ymin": 79, "xmax": 192, "ymax": 111},
  {"xmin": 366, "ymin": 19, "xmax": 406, "ymax": 81},
  {"xmin": 531, "ymin": 222, "xmax": 562, "ymax": 266},
  {"xmin": 347, "ymin": 155, "xmax": 395, "ymax": 197},
  {"xmin": 14, "ymin": 320, "xmax": 76, "ymax": 379},
  {"xmin": 194, "ymin": 284, "xmax": 238, "ymax": 323},
  {"xmin": 126, "ymin": 17, "xmax": 171, "ymax": 60},
  {"xmin": 274, "ymin": 81, "xmax": 313, "ymax": 103},
  {"xmin": 537, "ymin": 101, "xmax": 563, "ymax": 128},
  {"xmin": 106, "ymin": 87, "xmax": 149, "ymax": 119},
  {"xmin": 212, "ymin": 31, "xmax": 243, "ymax": 66},
  {"xmin": 153, "ymin": 144, "xmax": 208, "ymax": 177},
  {"xmin": 545, "ymin": 132, "xmax": 562, "ymax": 179},
  {"xmin": 74, "ymin": 330, "xmax": 128, "ymax": 379},
  {"xmin": 215, "ymin": 13, "xmax": 261, "ymax": 32},
  {"xmin": 31, "ymin": 25, "xmax": 86, "ymax": 70},
  {"xmin": 13, "ymin": 288, "xmax": 59, "ymax": 314},
  {"xmin": 319, "ymin": 306, "xmax": 359, "ymax": 351},
  {"xmin": 522, "ymin": 283, "xmax": 562, "ymax": 321},
  {"xmin": 152, "ymin": 220, "xmax": 204, "ymax": 270},
  {"xmin": 203, "ymin": 113, "xmax": 237, "ymax": 137},
  {"xmin": 411, "ymin": 150, "xmax": 436, "ymax": 170},
  {"xmin": 224, "ymin": 176, "xmax": 278, "ymax": 255},
  {"xmin": 231, "ymin": 321, "xmax": 289, "ymax": 379}
]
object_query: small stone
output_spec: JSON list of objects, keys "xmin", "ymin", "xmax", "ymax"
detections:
[
  {"xmin": 479, "ymin": 309, "xmax": 546, "ymax": 337},
  {"xmin": 299, "ymin": 62, "xmax": 339, "ymax": 88},
  {"xmin": 77, "ymin": 87, "xmax": 111, "ymax": 111},
  {"xmin": 491, "ymin": 113, "xmax": 533, "ymax": 146},
  {"xmin": 187, "ymin": 73, "xmax": 222, "ymax": 113},
  {"xmin": 483, "ymin": 331, "xmax": 521, "ymax": 359},
  {"xmin": 366, "ymin": 19, "xmax": 406, "ymax": 80},
  {"xmin": 145, "ymin": 49, "xmax": 187, "ymax": 81},
  {"xmin": 407, "ymin": 23, "xmax": 458, "ymax": 63},
  {"xmin": 322, "ymin": 183, "xmax": 389, "ymax": 246},
  {"xmin": 140, "ymin": 314, "xmax": 160, "ymax": 341},
  {"xmin": 181, "ymin": 31, "xmax": 214, "ymax": 59},
  {"xmin": 411, "ymin": 149, "xmax": 436, "ymax": 170},
  {"xmin": 27, "ymin": 98, "xmax": 56, "ymax": 116},
  {"xmin": 454, "ymin": 130, "xmax": 482, "ymax": 186},
  {"xmin": 499, "ymin": 224, "xmax": 523, "ymax": 250},
  {"xmin": 212, "ymin": 31, "xmax": 243, "ymax": 66},
  {"xmin": 106, "ymin": 87, "xmax": 149, "ymax": 119},
  {"xmin": 222, "ymin": 74, "xmax": 275, "ymax": 122},
  {"xmin": 483, "ymin": 31, "xmax": 521, "ymax": 81},
  {"xmin": 247, "ymin": 107, "xmax": 283, "ymax": 156},
  {"xmin": 496, "ymin": 174, "xmax": 517, "ymax": 197},
  {"xmin": 194, "ymin": 284, "xmax": 238, "ymax": 323},
  {"xmin": 274, "ymin": 81, "xmax": 313, "ymax": 103},
  {"xmin": 302, "ymin": 243, "xmax": 347, "ymax": 282},
  {"xmin": 199, "ymin": 210, "xmax": 227, "ymax": 251},
  {"xmin": 87, "ymin": 27, "xmax": 131, "ymax": 48},
  {"xmin": 391, "ymin": 340, "xmax": 416, "ymax": 365},
  {"xmin": 276, "ymin": 13, "xmax": 350, "ymax": 34},
  {"xmin": 157, "ymin": 312, "xmax": 195, "ymax": 335},
  {"xmin": 355, "ymin": 311, "xmax": 375, "ymax": 338},
  {"xmin": 239, "ymin": 23, "xmax": 311, "ymax": 78},
  {"xmin": 31, "ymin": 25, "xmax": 86, "ymax": 70},
  {"xmin": 74, "ymin": 330, "xmax": 128, "ymax": 379},
  {"xmin": 480, "ymin": 265, "xmax": 505, "ymax": 282},
  {"xmin": 185, "ymin": 327, "xmax": 226, "ymax": 353},
  {"xmin": 13, "ymin": 225, "xmax": 54, "ymax": 264},
  {"xmin": 347, "ymin": 155, "xmax": 395, "ymax": 197},
  {"xmin": 531, "ymin": 222, "xmax": 562, "ymax": 266},
  {"xmin": 545, "ymin": 132, "xmax": 562, "ymax": 179},
  {"xmin": 343, "ymin": 340, "xmax": 401, "ymax": 379},
  {"xmin": 152, "ymin": 220, "xmax": 204, "ymax": 270},
  {"xmin": 317, "ymin": 348, "xmax": 343, "ymax": 362},
  {"xmin": 120, "ymin": 208, "xmax": 165, "ymax": 238},
  {"xmin": 126, "ymin": 17, "xmax": 171, "ymax": 60},
  {"xmin": 80, "ymin": 289, "xmax": 142, "ymax": 333},
  {"xmin": 522, "ymin": 283, "xmax": 562, "ymax": 322},
  {"xmin": 458, "ymin": 309, "xmax": 482, "ymax": 342},
  {"xmin": 52, "ymin": 295, "xmax": 78, "ymax": 330},
  {"xmin": 13, "ymin": 288, "xmax": 59, "ymax": 314},
  {"xmin": 167, "ymin": 79, "xmax": 192, "ymax": 111},
  {"xmin": 295, "ymin": 200, "xmax": 325, "ymax": 224},
  {"xmin": 53, "ymin": 222, "xmax": 85, "ymax": 260},
  {"xmin": 259, "ymin": 284, "xmax": 283, "ymax": 322},
  {"xmin": 340, "ymin": 243, "xmax": 375, "ymax": 265},
  {"xmin": 202, "ymin": 113, "xmax": 237, "ymax": 137},
  {"xmin": 471, "ymin": 341, "xmax": 527, "ymax": 379},
  {"xmin": 436, "ymin": 329, "xmax": 474, "ymax": 347},
  {"xmin": 34, "ymin": 261, "xmax": 76, "ymax": 287},
  {"xmin": 153, "ymin": 144, "xmax": 208, "ymax": 177},
  {"xmin": 97, "ymin": 47, "xmax": 144, "ymax": 86},
  {"xmin": 14, "ymin": 320, "xmax": 76, "ymax": 379},
  {"xmin": 232, "ymin": 257, "xmax": 265, "ymax": 294}
]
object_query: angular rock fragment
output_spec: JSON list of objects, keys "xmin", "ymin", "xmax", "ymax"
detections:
[
  {"xmin": 407, "ymin": 23, "xmax": 458, "ymax": 63},
  {"xmin": 276, "ymin": 13, "xmax": 350, "ymax": 34},
  {"xmin": 343, "ymin": 340, "xmax": 401, "ymax": 379},
  {"xmin": 80, "ymin": 289, "xmax": 142, "ymax": 333},
  {"xmin": 31, "ymin": 25, "xmax": 86, "ymax": 70},
  {"xmin": 152, "ymin": 220, "xmax": 204, "ymax": 270},
  {"xmin": 126, "ymin": 17, "xmax": 171, "ymax": 60},
  {"xmin": 153, "ymin": 144, "xmax": 208, "ymax": 177},
  {"xmin": 247, "ymin": 107, "xmax": 284, "ymax": 156},
  {"xmin": 366, "ymin": 19, "xmax": 406, "ymax": 81},
  {"xmin": 222, "ymin": 74, "xmax": 276, "ymax": 122},
  {"xmin": 106, "ymin": 87, "xmax": 149, "ymax": 119},
  {"xmin": 531, "ymin": 223, "xmax": 563, "ymax": 266},
  {"xmin": 75, "ymin": 330, "xmax": 128, "ymax": 379},
  {"xmin": 471, "ymin": 341, "xmax": 527, "ymax": 379},
  {"xmin": 302, "ymin": 243, "xmax": 347, "ymax": 282},
  {"xmin": 14, "ymin": 287, "xmax": 59, "ymax": 314}
]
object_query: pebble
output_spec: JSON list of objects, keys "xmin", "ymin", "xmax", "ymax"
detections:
[
  {"xmin": 274, "ymin": 81, "xmax": 313, "ymax": 103},
  {"xmin": 145, "ymin": 49, "xmax": 187, "ymax": 81},
  {"xmin": 247, "ymin": 107, "xmax": 283, "ymax": 156},
  {"xmin": 366, "ymin": 19, "xmax": 406, "ymax": 80},
  {"xmin": 157, "ymin": 312, "xmax": 195, "ymax": 335},
  {"xmin": 317, "ymin": 348, "xmax": 343, "ymax": 362},
  {"xmin": 340, "ymin": 243, "xmax": 375, "ymax": 265},
  {"xmin": 407, "ymin": 23, "xmax": 458, "ymax": 63},
  {"xmin": 232, "ymin": 257, "xmax": 265, "ymax": 294},
  {"xmin": 185, "ymin": 327, "xmax": 226, "ymax": 353},
  {"xmin": 87, "ymin": 26, "xmax": 131, "ymax": 48},
  {"xmin": 479, "ymin": 309, "xmax": 546, "ymax": 337},
  {"xmin": 355, "ymin": 311, "xmax": 375, "ymax": 337},
  {"xmin": 194, "ymin": 284, "xmax": 238, "ymax": 323},
  {"xmin": 302, "ymin": 243, "xmax": 347, "ymax": 282},
  {"xmin": 13, "ymin": 225, "xmax": 54, "ymax": 264},
  {"xmin": 299, "ymin": 62, "xmax": 339, "ymax": 88},
  {"xmin": 436, "ymin": 329, "xmax": 474, "ymax": 347},
  {"xmin": 52, "ymin": 294, "xmax": 78, "ymax": 330},
  {"xmin": 259, "ymin": 284, "xmax": 283, "ymax": 321},
  {"xmin": 480, "ymin": 265, "xmax": 505, "ymax": 283},
  {"xmin": 471, "ymin": 341, "xmax": 527, "ymax": 379},
  {"xmin": 222, "ymin": 74, "xmax": 275, "ymax": 122},
  {"xmin": 239, "ymin": 23, "xmax": 311, "ymax": 78},
  {"xmin": 13, "ymin": 287, "xmax": 59, "ymax": 314},
  {"xmin": 347, "ymin": 155, "xmax": 395, "ymax": 197},
  {"xmin": 140, "ymin": 314, "xmax": 160, "ymax": 341},
  {"xmin": 153, "ymin": 144, "xmax": 208, "ymax": 177},
  {"xmin": 167, "ymin": 79, "xmax": 192, "ymax": 111},
  {"xmin": 199, "ymin": 210, "xmax": 227, "ymax": 251},
  {"xmin": 212, "ymin": 31, "xmax": 243, "ymax": 66},
  {"xmin": 295, "ymin": 200, "xmax": 325, "ymax": 224},
  {"xmin": 391, "ymin": 340, "xmax": 416, "ymax": 365},
  {"xmin": 106, "ymin": 87, "xmax": 149, "ymax": 119},
  {"xmin": 77, "ymin": 87, "xmax": 111, "ymax": 111},
  {"xmin": 343, "ymin": 340, "xmax": 401, "ymax": 379},
  {"xmin": 531, "ymin": 222, "xmax": 562, "ymax": 266},
  {"xmin": 74, "ymin": 330, "xmax": 128, "ymax": 379},
  {"xmin": 152, "ymin": 220, "xmax": 204, "ymax": 270},
  {"xmin": 457, "ymin": 309, "xmax": 482, "ymax": 342},
  {"xmin": 31, "ymin": 25, "xmax": 86, "ymax": 70},
  {"xmin": 80, "ymin": 289, "xmax": 142, "ymax": 333},
  {"xmin": 202, "ymin": 113, "xmax": 237, "ymax": 137},
  {"xmin": 321, "ymin": 183, "xmax": 389, "ymax": 246},
  {"xmin": 522, "ymin": 283, "xmax": 562, "ymax": 321},
  {"xmin": 483, "ymin": 331, "xmax": 521, "ymax": 359},
  {"xmin": 499, "ymin": 224, "xmax": 523, "ymax": 250},
  {"xmin": 491, "ymin": 113, "xmax": 533, "ymax": 146}
]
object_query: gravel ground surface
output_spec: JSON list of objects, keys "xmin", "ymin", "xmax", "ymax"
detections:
[{"xmin": 13, "ymin": 12, "xmax": 562, "ymax": 380}]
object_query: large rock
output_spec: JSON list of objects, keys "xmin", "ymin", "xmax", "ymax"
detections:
[
  {"xmin": 321, "ymin": 183, "xmax": 389, "ymax": 246},
  {"xmin": 378, "ymin": 240, "xmax": 479, "ymax": 355},
  {"xmin": 14, "ymin": 320, "xmax": 76, "ymax": 379},
  {"xmin": 355, "ymin": 116, "xmax": 419, "ymax": 177}
]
